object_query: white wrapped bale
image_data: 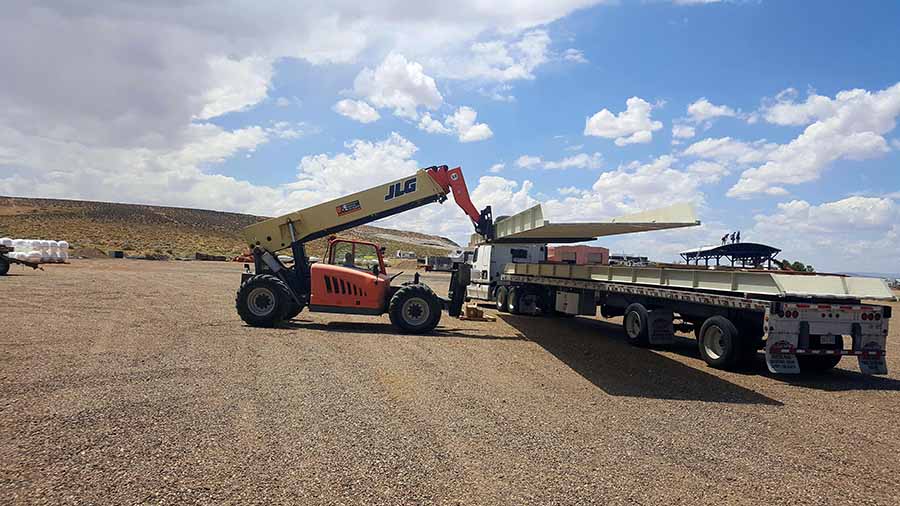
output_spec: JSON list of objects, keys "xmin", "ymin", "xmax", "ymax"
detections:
[
  {"xmin": 0, "ymin": 238, "xmax": 11, "ymax": 248},
  {"xmin": 59, "ymin": 241, "xmax": 70, "ymax": 262}
]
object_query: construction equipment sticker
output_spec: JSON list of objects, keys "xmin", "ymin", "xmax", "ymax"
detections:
[
  {"xmin": 384, "ymin": 177, "xmax": 416, "ymax": 201},
  {"xmin": 336, "ymin": 199, "xmax": 361, "ymax": 216}
]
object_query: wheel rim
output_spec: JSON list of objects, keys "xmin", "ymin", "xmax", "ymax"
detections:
[
  {"xmin": 247, "ymin": 287, "xmax": 276, "ymax": 317},
  {"xmin": 402, "ymin": 297, "xmax": 430, "ymax": 326},
  {"xmin": 625, "ymin": 311, "xmax": 642, "ymax": 338},
  {"xmin": 702, "ymin": 325, "xmax": 728, "ymax": 360},
  {"xmin": 496, "ymin": 290, "xmax": 506, "ymax": 309}
]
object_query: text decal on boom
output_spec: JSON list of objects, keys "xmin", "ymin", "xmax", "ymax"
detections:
[{"xmin": 384, "ymin": 178, "xmax": 417, "ymax": 201}]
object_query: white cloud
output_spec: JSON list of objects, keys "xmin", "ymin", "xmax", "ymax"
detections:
[
  {"xmin": 729, "ymin": 83, "xmax": 900, "ymax": 198},
  {"xmin": 516, "ymin": 155, "xmax": 542, "ymax": 168},
  {"xmin": 430, "ymin": 30, "xmax": 553, "ymax": 83},
  {"xmin": 672, "ymin": 0, "xmax": 723, "ymax": 4},
  {"xmin": 198, "ymin": 56, "xmax": 274, "ymax": 120},
  {"xmin": 584, "ymin": 97, "xmax": 663, "ymax": 146},
  {"xmin": 352, "ymin": 53, "xmax": 443, "ymax": 120},
  {"xmin": 543, "ymin": 152, "xmax": 603, "ymax": 170},
  {"xmin": 892, "ymin": 138, "xmax": 900, "ymax": 150},
  {"xmin": 516, "ymin": 153, "xmax": 602, "ymax": 170},
  {"xmin": 416, "ymin": 107, "xmax": 493, "ymax": 142},
  {"xmin": 672, "ymin": 123, "xmax": 696, "ymax": 140},
  {"xmin": 265, "ymin": 121, "xmax": 315, "ymax": 140},
  {"xmin": 333, "ymin": 99, "xmax": 381, "ymax": 123},
  {"xmin": 563, "ymin": 48, "xmax": 589, "ymax": 63},
  {"xmin": 445, "ymin": 106, "xmax": 494, "ymax": 142},
  {"xmin": 488, "ymin": 163, "xmax": 505, "ymax": 173},
  {"xmin": 682, "ymin": 136, "xmax": 775, "ymax": 164},
  {"xmin": 750, "ymin": 196, "xmax": 900, "ymax": 271},
  {"xmin": 686, "ymin": 97, "xmax": 737, "ymax": 123}
]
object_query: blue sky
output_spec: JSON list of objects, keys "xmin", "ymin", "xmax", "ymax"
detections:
[{"xmin": 2, "ymin": 1, "xmax": 899, "ymax": 271}]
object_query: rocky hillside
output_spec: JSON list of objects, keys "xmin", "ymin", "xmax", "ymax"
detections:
[{"xmin": 0, "ymin": 196, "xmax": 458, "ymax": 259}]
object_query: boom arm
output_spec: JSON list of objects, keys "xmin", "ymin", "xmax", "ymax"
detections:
[{"xmin": 242, "ymin": 165, "xmax": 492, "ymax": 252}]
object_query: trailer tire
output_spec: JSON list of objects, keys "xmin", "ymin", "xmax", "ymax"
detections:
[
  {"xmin": 507, "ymin": 287, "xmax": 521, "ymax": 315},
  {"xmin": 697, "ymin": 316, "xmax": 741, "ymax": 369},
  {"xmin": 496, "ymin": 286, "xmax": 509, "ymax": 313},
  {"xmin": 623, "ymin": 303, "xmax": 650, "ymax": 347},
  {"xmin": 389, "ymin": 284, "xmax": 442, "ymax": 334},
  {"xmin": 797, "ymin": 336, "xmax": 842, "ymax": 372},
  {"xmin": 236, "ymin": 274, "xmax": 292, "ymax": 327},
  {"xmin": 0, "ymin": 258, "xmax": 9, "ymax": 276}
]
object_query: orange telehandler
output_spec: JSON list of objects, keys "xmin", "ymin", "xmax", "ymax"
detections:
[{"xmin": 235, "ymin": 165, "xmax": 492, "ymax": 333}]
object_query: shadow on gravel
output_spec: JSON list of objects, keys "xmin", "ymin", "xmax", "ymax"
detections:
[
  {"xmin": 762, "ymin": 369, "xmax": 900, "ymax": 392},
  {"xmin": 661, "ymin": 335, "xmax": 900, "ymax": 392},
  {"xmin": 501, "ymin": 314, "xmax": 782, "ymax": 405},
  {"xmin": 277, "ymin": 320, "xmax": 493, "ymax": 339}
]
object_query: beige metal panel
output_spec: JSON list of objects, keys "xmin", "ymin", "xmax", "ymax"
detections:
[
  {"xmin": 845, "ymin": 277, "xmax": 896, "ymax": 299},
  {"xmin": 242, "ymin": 169, "xmax": 446, "ymax": 251},
  {"xmin": 492, "ymin": 202, "xmax": 700, "ymax": 243},
  {"xmin": 493, "ymin": 205, "xmax": 548, "ymax": 238}
]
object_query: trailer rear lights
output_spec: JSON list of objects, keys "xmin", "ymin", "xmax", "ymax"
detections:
[
  {"xmin": 862, "ymin": 313, "xmax": 869, "ymax": 320},
  {"xmin": 875, "ymin": 313, "xmax": 881, "ymax": 321}
]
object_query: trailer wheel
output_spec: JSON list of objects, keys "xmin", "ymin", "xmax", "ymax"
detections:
[
  {"xmin": 236, "ymin": 274, "xmax": 292, "ymax": 327},
  {"xmin": 623, "ymin": 303, "xmax": 650, "ymax": 347},
  {"xmin": 697, "ymin": 316, "xmax": 741, "ymax": 369},
  {"xmin": 496, "ymin": 286, "xmax": 509, "ymax": 313},
  {"xmin": 797, "ymin": 336, "xmax": 842, "ymax": 372},
  {"xmin": 389, "ymin": 284, "xmax": 442, "ymax": 334},
  {"xmin": 507, "ymin": 287, "xmax": 521, "ymax": 314},
  {"xmin": 0, "ymin": 258, "xmax": 9, "ymax": 276}
]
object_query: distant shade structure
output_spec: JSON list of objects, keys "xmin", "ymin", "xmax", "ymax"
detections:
[{"xmin": 2, "ymin": 237, "xmax": 70, "ymax": 263}]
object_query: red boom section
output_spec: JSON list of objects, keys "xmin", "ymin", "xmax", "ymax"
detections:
[{"xmin": 425, "ymin": 165, "xmax": 482, "ymax": 225}]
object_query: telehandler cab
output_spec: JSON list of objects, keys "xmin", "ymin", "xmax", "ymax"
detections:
[{"xmin": 235, "ymin": 165, "xmax": 491, "ymax": 333}]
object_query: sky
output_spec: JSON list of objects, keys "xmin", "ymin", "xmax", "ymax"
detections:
[{"xmin": 1, "ymin": 0, "xmax": 899, "ymax": 273}]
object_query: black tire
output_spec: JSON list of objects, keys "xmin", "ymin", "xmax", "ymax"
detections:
[
  {"xmin": 0, "ymin": 258, "xmax": 9, "ymax": 276},
  {"xmin": 623, "ymin": 303, "xmax": 650, "ymax": 347},
  {"xmin": 389, "ymin": 284, "xmax": 442, "ymax": 333},
  {"xmin": 697, "ymin": 316, "xmax": 741, "ymax": 369},
  {"xmin": 496, "ymin": 286, "xmax": 509, "ymax": 313},
  {"xmin": 507, "ymin": 287, "xmax": 521, "ymax": 315},
  {"xmin": 235, "ymin": 274, "xmax": 292, "ymax": 327},
  {"xmin": 797, "ymin": 336, "xmax": 843, "ymax": 372},
  {"xmin": 283, "ymin": 300, "xmax": 303, "ymax": 321}
]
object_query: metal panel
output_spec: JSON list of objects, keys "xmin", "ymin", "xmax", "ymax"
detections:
[{"xmin": 491, "ymin": 202, "xmax": 700, "ymax": 243}]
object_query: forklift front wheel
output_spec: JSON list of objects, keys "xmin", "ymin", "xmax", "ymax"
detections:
[{"xmin": 389, "ymin": 284, "xmax": 441, "ymax": 334}]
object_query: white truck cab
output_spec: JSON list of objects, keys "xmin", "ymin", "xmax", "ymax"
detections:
[{"xmin": 467, "ymin": 243, "xmax": 546, "ymax": 301}]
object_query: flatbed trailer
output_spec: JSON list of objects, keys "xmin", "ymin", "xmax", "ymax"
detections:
[{"xmin": 492, "ymin": 262, "xmax": 894, "ymax": 375}]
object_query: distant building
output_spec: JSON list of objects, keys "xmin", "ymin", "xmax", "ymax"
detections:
[
  {"xmin": 609, "ymin": 254, "xmax": 650, "ymax": 267},
  {"xmin": 395, "ymin": 250, "xmax": 416, "ymax": 259},
  {"xmin": 548, "ymin": 245, "xmax": 609, "ymax": 265}
]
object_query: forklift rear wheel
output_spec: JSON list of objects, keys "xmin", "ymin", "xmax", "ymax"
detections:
[
  {"xmin": 235, "ymin": 274, "xmax": 292, "ymax": 327},
  {"xmin": 389, "ymin": 284, "xmax": 441, "ymax": 333},
  {"xmin": 496, "ymin": 286, "xmax": 509, "ymax": 312},
  {"xmin": 0, "ymin": 259, "xmax": 9, "ymax": 276}
]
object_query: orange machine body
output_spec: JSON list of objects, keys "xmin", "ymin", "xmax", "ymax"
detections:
[
  {"xmin": 309, "ymin": 263, "xmax": 390, "ymax": 312},
  {"xmin": 308, "ymin": 238, "xmax": 391, "ymax": 313}
]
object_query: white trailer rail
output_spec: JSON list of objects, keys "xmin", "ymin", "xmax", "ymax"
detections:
[{"xmin": 499, "ymin": 263, "xmax": 893, "ymax": 375}]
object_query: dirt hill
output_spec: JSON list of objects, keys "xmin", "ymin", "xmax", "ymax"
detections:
[{"xmin": 0, "ymin": 196, "xmax": 458, "ymax": 260}]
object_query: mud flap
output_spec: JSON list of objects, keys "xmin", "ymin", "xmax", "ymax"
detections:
[
  {"xmin": 647, "ymin": 310, "xmax": 674, "ymax": 345},
  {"xmin": 765, "ymin": 338, "xmax": 800, "ymax": 374},
  {"xmin": 858, "ymin": 341, "xmax": 888, "ymax": 375}
]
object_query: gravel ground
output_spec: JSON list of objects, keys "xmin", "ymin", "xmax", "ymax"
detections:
[{"xmin": 2, "ymin": 260, "xmax": 899, "ymax": 505}]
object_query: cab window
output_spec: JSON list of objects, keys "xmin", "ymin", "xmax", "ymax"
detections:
[{"xmin": 329, "ymin": 241, "xmax": 382, "ymax": 273}]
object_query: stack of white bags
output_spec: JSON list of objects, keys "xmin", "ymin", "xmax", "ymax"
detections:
[{"xmin": 0, "ymin": 238, "xmax": 69, "ymax": 263}]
